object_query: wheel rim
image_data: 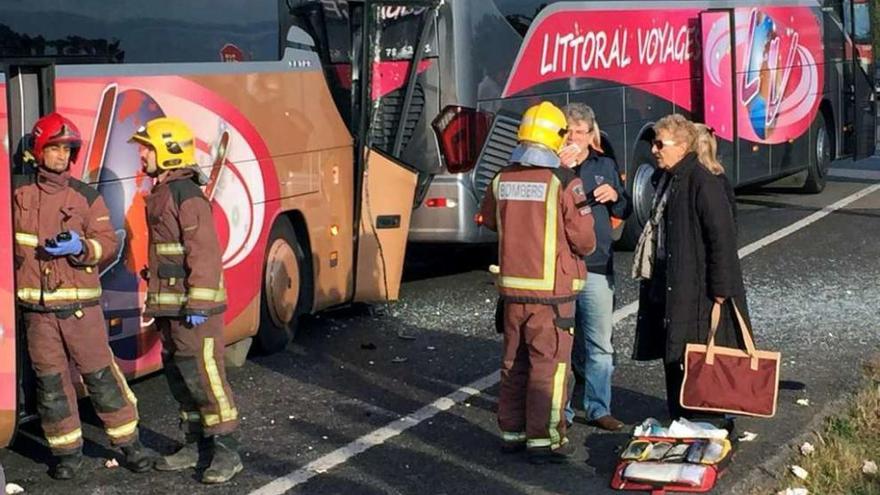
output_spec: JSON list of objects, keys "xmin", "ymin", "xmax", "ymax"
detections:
[
  {"xmin": 816, "ymin": 126, "xmax": 830, "ymax": 178},
  {"xmin": 264, "ymin": 238, "xmax": 300, "ymax": 328},
  {"xmin": 632, "ymin": 163, "xmax": 656, "ymax": 226}
]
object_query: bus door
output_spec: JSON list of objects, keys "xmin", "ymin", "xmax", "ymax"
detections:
[
  {"xmin": 352, "ymin": 0, "xmax": 440, "ymax": 302},
  {"xmin": 700, "ymin": 9, "xmax": 740, "ymax": 184},
  {"xmin": 0, "ymin": 64, "xmax": 55, "ymax": 446},
  {"xmin": 846, "ymin": 0, "xmax": 876, "ymax": 160}
]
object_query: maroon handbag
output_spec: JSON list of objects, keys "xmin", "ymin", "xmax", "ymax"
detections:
[{"xmin": 680, "ymin": 301, "xmax": 780, "ymax": 418}]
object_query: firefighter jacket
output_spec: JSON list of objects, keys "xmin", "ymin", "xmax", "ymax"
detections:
[
  {"xmin": 13, "ymin": 169, "xmax": 118, "ymax": 312},
  {"xmin": 478, "ymin": 165, "xmax": 596, "ymax": 304},
  {"xmin": 144, "ymin": 168, "xmax": 226, "ymax": 317}
]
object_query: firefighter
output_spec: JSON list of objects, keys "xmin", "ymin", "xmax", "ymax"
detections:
[
  {"xmin": 477, "ymin": 102, "xmax": 596, "ymax": 464},
  {"xmin": 129, "ymin": 117, "xmax": 242, "ymax": 484},
  {"xmin": 13, "ymin": 112, "xmax": 152, "ymax": 479}
]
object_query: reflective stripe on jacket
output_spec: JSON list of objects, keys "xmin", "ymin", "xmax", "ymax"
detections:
[
  {"xmin": 478, "ymin": 165, "xmax": 596, "ymax": 303},
  {"xmin": 13, "ymin": 170, "xmax": 118, "ymax": 312},
  {"xmin": 144, "ymin": 169, "xmax": 226, "ymax": 317}
]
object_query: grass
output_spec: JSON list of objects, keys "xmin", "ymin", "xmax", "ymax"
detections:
[{"xmin": 773, "ymin": 355, "xmax": 880, "ymax": 495}]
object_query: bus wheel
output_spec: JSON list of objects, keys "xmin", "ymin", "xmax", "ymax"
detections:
[
  {"xmin": 802, "ymin": 113, "xmax": 830, "ymax": 193},
  {"xmin": 256, "ymin": 217, "xmax": 306, "ymax": 354},
  {"xmin": 617, "ymin": 140, "xmax": 657, "ymax": 250}
]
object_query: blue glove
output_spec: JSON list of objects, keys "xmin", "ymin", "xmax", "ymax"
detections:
[
  {"xmin": 186, "ymin": 315, "xmax": 208, "ymax": 327},
  {"xmin": 45, "ymin": 231, "xmax": 83, "ymax": 257}
]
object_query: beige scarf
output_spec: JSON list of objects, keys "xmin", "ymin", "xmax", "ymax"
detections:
[{"xmin": 632, "ymin": 174, "xmax": 671, "ymax": 280}]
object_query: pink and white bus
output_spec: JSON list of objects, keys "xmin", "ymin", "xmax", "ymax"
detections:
[{"xmin": 410, "ymin": 0, "xmax": 876, "ymax": 246}]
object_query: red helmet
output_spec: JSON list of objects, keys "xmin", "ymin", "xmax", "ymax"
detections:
[{"xmin": 31, "ymin": 112, "xmax": 82, "ymax": 165}]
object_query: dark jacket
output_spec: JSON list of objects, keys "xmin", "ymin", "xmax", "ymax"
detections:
[
  {"xmin": 144, "ymin": 168, "xmax": 226, "ymax": 317},
  {"xmin": 573, "ymin": 151, "xmax": 631, "ymax": 275},
  {"xmin": 632, "ymin": 153, "xmax": 751, "ymax": 364}
]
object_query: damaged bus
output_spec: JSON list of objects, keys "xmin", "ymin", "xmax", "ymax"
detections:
[{"xmin": 0, "ymin": 0, "xmax": 439, "ymax": 447}]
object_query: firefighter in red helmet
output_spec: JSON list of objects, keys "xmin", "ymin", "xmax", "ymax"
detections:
[{"xmin": 13, "ymin": 112, "xmax": 152, "ymax": 479}]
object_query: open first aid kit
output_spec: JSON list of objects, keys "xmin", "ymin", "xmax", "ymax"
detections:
[{"xmin": 610, "ymin": 418, "xmax": 733, "ymax": 493}]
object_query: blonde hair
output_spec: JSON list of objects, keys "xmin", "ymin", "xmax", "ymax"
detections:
[
  {"xmin": 564, "ymin": 102, "xmax": 604, "ymax": 153},
  {"xmin": 694, "ymin": 123, "xmax": 724, "ymax": 175},
  {"xmin": 653, "ymin": 114, "xmax": 698, "ymax": 153}
]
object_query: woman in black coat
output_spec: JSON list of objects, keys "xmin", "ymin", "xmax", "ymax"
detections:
[{"xmin": 631, "ymin": 115, "xmax": 751, "ymax": 422}]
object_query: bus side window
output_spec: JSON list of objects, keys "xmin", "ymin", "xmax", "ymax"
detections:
[{"xmin": 285, "ymin": 0, "xmax": 355, "ymax": 123}]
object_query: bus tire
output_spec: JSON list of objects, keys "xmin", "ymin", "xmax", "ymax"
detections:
[
  {"xmin": 802, "ymin": 112, "xmax": 830, "ymax": 193},
  {"xmin": 255, "ymin": 216, "xmax": 308, "ymax": 354},
  {"xmin": 617, "ymin": 138, "xmax": 657, "ymax": 250}
]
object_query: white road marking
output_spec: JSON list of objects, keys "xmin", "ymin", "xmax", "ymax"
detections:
[
  {"xmin": 250, "ymin": 180, "xmax": 880, "ymax": 495},
  {"xmin": 249, "ymin": 373, "xmax": 499, "ymax": 495},
  {"xmin": 828, "ymin": 168, "xmax": 880, "ymax": 181}
]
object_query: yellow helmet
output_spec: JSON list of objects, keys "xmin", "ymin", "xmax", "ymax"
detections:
[
  {"xmin": 517, "ymin": 102, "xmax": 568, "ymax": 152},
  {"xmin": 129, "ymin": 117, "xmax": 196, "ymax": 170}
]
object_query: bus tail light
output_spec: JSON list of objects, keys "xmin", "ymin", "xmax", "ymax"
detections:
[
  {"xmin": 424, "ymin": 197, "xmax": 458, "ymax": 208},
  {"xmin": 432, "ymin": 106, "xmax": 493, "ymax": 174}
]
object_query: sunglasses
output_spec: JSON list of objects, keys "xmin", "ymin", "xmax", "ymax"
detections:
[{"xmin": 651, "ymin": 139, "xmax": 677, "ymax": 150}]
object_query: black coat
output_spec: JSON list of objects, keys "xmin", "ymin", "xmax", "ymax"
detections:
[{"xmin": 632, "ymin": 153, "xmax": 752, "ymax": 364}]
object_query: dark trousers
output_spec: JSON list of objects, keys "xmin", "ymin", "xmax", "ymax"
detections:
[
  {"xmin": 664, "ymin": 361, "xmax": 725, "ymax": 424},
  {"xmin": 157, "ymin": 315, "xmax": 239, "ymax": 437}
]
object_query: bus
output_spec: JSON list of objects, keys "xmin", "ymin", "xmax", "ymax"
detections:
[
  {"xmin": 407, "ymin": 0, "xmax": 876, "ymax": 247},
  {"xmin": 0, "ymin": 0, "xmax": 440, "ymax": 448}
]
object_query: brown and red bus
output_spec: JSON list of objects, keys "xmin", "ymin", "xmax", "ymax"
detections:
[
  {"xmin": 408, "ymin": 0, "xmax": 876, "ymax": 246},
  {"xmin": 0, "ymin": 0, "xmax": 439, "ymax": 448}
]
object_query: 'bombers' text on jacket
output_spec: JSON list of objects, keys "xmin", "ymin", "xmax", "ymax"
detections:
[{"xmin": 479, "ymin": 165, "xmax": 597, "ymax": 304}]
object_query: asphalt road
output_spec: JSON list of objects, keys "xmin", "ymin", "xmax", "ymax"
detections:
[{"xmin": 2, "ymin": 159, "xmax": 880, "ymax": 495}]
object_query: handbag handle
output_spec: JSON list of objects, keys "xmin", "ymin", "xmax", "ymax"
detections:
[{"xmin": 706, "ymin": 300, "xmax": 759, "ymax": 370}]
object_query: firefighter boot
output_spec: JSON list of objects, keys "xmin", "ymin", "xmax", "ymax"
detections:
[
  {"xmin": 154, "ymin": 433, "xmax": 201, "ymax": 472},
  {"xmin": 527, "ymin": 439, "xmax": 576, "ymax": 465},
  {"xmin": 50, "ymin": 451, "xmax": 83, "ymax": 480},
  {"xmin": 121, "ymin": 439, "xmax": 154, "ymax": 473},
  {"xmin": 201, "ymin": 435, "xmax": 243, "ymax": 484}
]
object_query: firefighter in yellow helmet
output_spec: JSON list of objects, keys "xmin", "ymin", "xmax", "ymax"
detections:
[
  {"xmin": 130, "ymin": 117, "xmax": 242, "ymax": 484},
  {"xmin": 477, "ymin": 102, "xmax": 596, "ymax": 463}
]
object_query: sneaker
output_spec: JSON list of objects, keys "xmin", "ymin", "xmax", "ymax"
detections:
[
  {"xmin": 50, "ymin": 452, "xmax": 83, "ymax": 480},
  {"xmin": 527, "ymin": 441, "xmax": 575, "ymax": 465},
  {"xmin": 586, "ymin": 415, "xmax": 625, "ymax": 431}
]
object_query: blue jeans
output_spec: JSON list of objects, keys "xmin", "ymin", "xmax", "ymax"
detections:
[{"xmin": 565, "ymin": 273, "xmax": 615, "ymax": 423}]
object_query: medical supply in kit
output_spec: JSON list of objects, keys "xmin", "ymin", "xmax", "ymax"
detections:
[{"xmin": 610, "ymin": 419, "xmax": 734, "ymax": 493}]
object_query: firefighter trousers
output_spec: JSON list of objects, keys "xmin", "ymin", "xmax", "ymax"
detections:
[
  {"xmin": 157, "ymin": 315, "xmax": 239, "ymax": 437},
  {"xmin": 497, "ymin": 302, "xmax": 574, "ymax": 450},
  {"xmin": 24, "ymin": 306, "xmax": 140, "ymax": 455}
]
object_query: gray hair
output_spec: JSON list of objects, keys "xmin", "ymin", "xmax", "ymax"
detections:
[{"xmin": 563, "ymin": 102, "xmax": 603, "ymax": 152}]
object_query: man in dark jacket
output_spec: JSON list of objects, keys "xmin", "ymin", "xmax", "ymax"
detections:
[
  {"xmin": 130, "ymin": 117, "xmax": 242, "ymax": 484},
  {"xmin": 15, "ymin": 113, "xmax": 151, "ymax": 479},
  {"xmin": 559, "ymin": 103, "xmax": 631, "ymax": 431}
]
